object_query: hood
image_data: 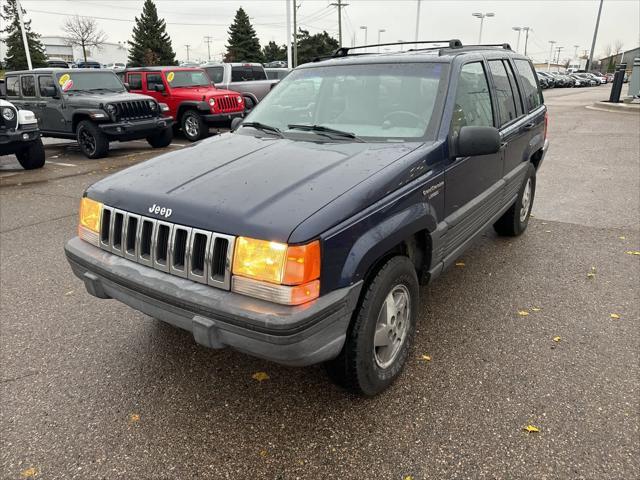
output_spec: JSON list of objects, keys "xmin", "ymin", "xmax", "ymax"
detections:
[
  {"xmin": 86, "ymin": 133, "xmax": 423, "ymax": 243},
  {"xmin": 65, "ymin": 91, "xmax": 155, "ymax": 107},
  {"xmin": 169, "ymin": 86, "xmax": 217, "ymax": 99}
]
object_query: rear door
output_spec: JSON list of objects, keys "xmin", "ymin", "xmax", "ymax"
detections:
[
  {"xmin": 443, "ymin": 60, "xmax": 503, "ymax": 255},
  {"xmin": 126, "ymin": 72, "xmax": 144, "ymax": 94}
]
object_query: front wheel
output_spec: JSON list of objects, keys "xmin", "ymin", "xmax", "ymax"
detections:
[
  {"xmin": 325, "ymin": 256, "xmax": 419, "ymax": 396},
  {"xmin": 180, "ymin": 110, "xmax": 206, "ymax": 142},
  {"xmin": 146, "ymin": 127, "xmax": 173, "ymax": 148},
  {"xmin": 76, "ymin": 120, "xmax": 109, "ymax": 159},
  {"xmin": 494, "ymin": 163, "xmax": 536, "ymax": 236},
  {"xmin": 16, "ymin": 139, "xmax": 46, "ymax": 170}
]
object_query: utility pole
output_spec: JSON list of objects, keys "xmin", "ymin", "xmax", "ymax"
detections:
[
  {"xmin": 329, "ymin": 0, "xmax": 349, "ymax": 47},
  {"xmin": 377, "ymin": 29, "xmax": 386, "ymax": 52},
  {"xmin": 414, "ymin": 0, "xmax": 421, "ymax": 48},
  {"xmin": 547, "ymin": 40, "xmax": 556, "ymax": 71},
  {"xmin": 523, "ymin": 27, "xmax": 530, "ymax": 55},
  {"xmin": 15, "ymin": 0, "xmax": 32, "ymax": 70},
  {"xmin": 203, "ymin": 36, "xmax": 213, "ymax": 61},
  {"xmin": 293, "ymin": 1, "xmax": 298, "ymax": 67},
  {"xmin": 555, "ymin": 46, "xmax": 564, "ymax": 67},
  {"xmin": 573, "ymin": 44, "xmax": 579, "ymax": 58},
  {"xmin": 512, "ymin": 27, "xmax": 522, "ymax": 53},
  {"xmin": 184, "ymin": 44, "xmax": 191, "ymax": 61},
  {"xmin": 587, "ymin": 0, "xmax": 603, "ymax": 71},
  {"xmin": 286, "ymin": 0, "xmax": 292, "ymax": 67}
]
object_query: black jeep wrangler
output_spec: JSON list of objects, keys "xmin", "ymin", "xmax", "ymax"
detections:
[
  {"xmin": 0, "ymin": 99, "xmax": 45, "ymax": 169},
  {"xmin": 3, "ymin": 69, "xmax": 173, "ymax": 159},
  {"xmin": 65, "ymin": 40, "xmax": 548, "ymax": 395}
]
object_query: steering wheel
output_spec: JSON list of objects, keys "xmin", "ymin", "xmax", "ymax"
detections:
[{"xmin": 383, "ymin": 111, "xmax": 427, "ymax": 128}]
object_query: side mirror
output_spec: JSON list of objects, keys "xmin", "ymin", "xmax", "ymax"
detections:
[
  {"xmin": 154, "ymin": 84, "xmax": 165, "ymax": 92},
  {"xmin": 230, "ymin": 117, "xmax": 243, "ymax": 132},
  {"xmin": 123, "ymin": 82, "xmax": 130, "ymax": 91},
  {"xmin": 455, "ymin": 126, "xmax": 501, "ymax": 157},
  {"xmin": 42, "ymin": 86, "xmax": 58, "ymax": 98}
]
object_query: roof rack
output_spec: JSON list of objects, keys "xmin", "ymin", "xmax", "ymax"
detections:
[
  {"xmin": 447, "ymin": 43, "xmax": 513, "ymax": 51},
  {"xmin": 331, "ymin": 39, "xmax": 462, "ymax": 57}
]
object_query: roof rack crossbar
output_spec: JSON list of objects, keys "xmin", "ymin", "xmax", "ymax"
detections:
[
  {"xmin": 457, "ymin": 43, "xmax": 512, "ymax": 51},
  {"xmin": 332, "ymin": 39, "xmax": 462, "ymax": 57}
]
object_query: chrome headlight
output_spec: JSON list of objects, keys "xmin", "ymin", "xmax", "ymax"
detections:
[
  {"xmin": 208, "ymin": 98, "xmax": 215, "ymax": 107},
  {"xmin": 237, "ymin": 96, "xmax": 243, "ymax": 104},
  {"xmin": 105, "ymin": 104, "xmax": 117, "ymax": 117},
  {"xmin": 148, "ymin": 100, "xmax": 158, "ymax": 111},
  {"xmin": 2, "ymin": 107, "xmax": 16, "ymax": 121}
]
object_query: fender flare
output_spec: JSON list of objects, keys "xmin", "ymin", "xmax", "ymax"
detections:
[
  {"xmin": 177, "ymin": 101, "xmax": 210, "ymax": 119},
  {"xmin": 72, "ymin": 109, "xmax": 106, "ymax": 131}
]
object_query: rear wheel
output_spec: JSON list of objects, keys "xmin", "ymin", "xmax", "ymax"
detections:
[
  {"xmin": 181, "ymin": 110, "xmax": 206, "ymax": 142},
  {"xmin": 146, "ymin": 127, "xmax": 173, "ymax": 148},
  {"xmin": 325, "ymin": 256, "xmax": 419, "ymax": 396},
  {"xmin": 15, "ymin": 139, "xmax": 45, "ymax": 170},
  {"xmin": 494, "ymin": 163, "xmax": 536, "ymax": 236},
  {"xmin": 77, "ymin": 120, "xmax": 109, "ymax": 159}
]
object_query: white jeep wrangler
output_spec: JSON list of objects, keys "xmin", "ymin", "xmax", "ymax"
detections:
[{"xmin": 0, "ymin": 99, "xmax": 45, "ymax": 170}]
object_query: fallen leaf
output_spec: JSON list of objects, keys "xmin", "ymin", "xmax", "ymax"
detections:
[
  {"xmin": 544, "ymin": 230, "xmax": 552, "ymax": 233},
  {"xmin": 128, "ymin": 413, "xmax": 140, "ymax": 423},
  {"xmin": 625, "ymin": 250, "xmax": 640, "ymax": 256},
  {"xmin": 524, "ymin": 424, "xmax": 540, "ymax": 433},
  {"xmin": 586, "ymin": 272, "xmax": 596, "ymax": 279},
  {"xmin": 517, "ymin": 310, "xmax": 529, "ymax": 316},
  {"xmin": 252, "ymin": 371, "xmax": 269, "ymax": 382},
  {"xmin": 553, "ymin": 336, "xmax": 561, "ymax": 342},
  {"xmin": 403, "ymin": 476, "xmax": 414, "ymax": 480},
  {"xmin": 420, "ymin": 354, "xmax": 432, "ymax": 361},
  {"xmin": 531, "ymin": 307, "xmax": 541, "ymax": 312},
  {"xmin": 64, "ymin": 290, "xmax": 74, "ymax": 296},
  {"xmin": 618, "ymin": 236, "xmax": 626, "ymax": 240},
  {"xmin": 610, "ymin": 313, "xmax": 620, "ymax": 319},
  {"xmin": 455, "ymin": 261, "xmax": 465, "ymax": 267},
  {"xmin": 20, "ymin": 467, "xmax": 37, "ymax": 478},
  {"xmin": 259, "ymin": 449, "xmax": 268, "ymax": 458}
]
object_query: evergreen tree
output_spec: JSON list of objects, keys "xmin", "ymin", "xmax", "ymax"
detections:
[
  {"xmin": 262, "ymin": 41, "xmax": 287, "ymax": 63},
  {"xmin": 1, "ymin": 0, "xmax": 47, "ymax": 70},
  {"xmin": 128, "ymin": 0, "xmax": 176, "ymax": 67},
  {"xmin": 296, "ymin": 29, "xmax": 339, "ymax": 65},
  {"xmin": 224, "ymin": 8, "xmax": 263, "ymax": 63}
]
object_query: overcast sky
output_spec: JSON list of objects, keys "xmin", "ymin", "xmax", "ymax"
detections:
[{"xmin": 8, "ymin": 0, "xmax": 640, "ymax": 63}]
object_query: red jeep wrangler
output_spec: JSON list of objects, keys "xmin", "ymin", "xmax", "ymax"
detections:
[{"xmin": 124, "ymin": 67, "xmax": 245, "ymax": 141}]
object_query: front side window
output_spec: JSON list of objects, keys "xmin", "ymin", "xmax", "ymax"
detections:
[
  {"xmin": 204, "ymin": 66, "xmax": 224, "ymax": 83},
  {"xmin": 6, "ymin": 76, "xmax": 20, "ymax": 96},
  {"xmin": 127, "ymin": 73, "xmax": 142, "ymax": 90},
  {"xmin": 244, "ymin": 62, "xmax": 448, "ymax": 142},
  {"xmin": 38, "ymin": 76, "xmax": 56, "ymax": 96},
  {"xmin": 488, "ymin": 60, "xmax": 518, "ymax": 127},
  {"xmin": 165, "ymin": 70, "xmax": 210, "ymax": 87},
  {"xmin": 451, "ymin": 62, "xmax": 494, "ymax": 135},
  {"xmin": 514, "ymin": 59, "xmax": 542, "ymax": 112},
  {"xmin": 21, "ymin": 76, "xmax": 36, "ymax": 97}
]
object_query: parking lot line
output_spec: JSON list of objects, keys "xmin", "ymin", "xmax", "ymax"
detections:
[{"xmin": 46, "ymin": 161, "xmax": 77, "ymax": 167}]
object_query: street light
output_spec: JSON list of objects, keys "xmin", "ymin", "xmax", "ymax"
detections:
[
  {"xmin": 360, "ymin": 26, "xmax": 368, "ymax": 52},
  {"xmin": 512, "ymin": 27, "xmax": 523, "ymax": 53},
  {"xmin": 547, "ymin": 40, "xmax": 556, "ymax": 71},
  {"xmin": 472, "ymin": 12, "xmax": 494, "ymax": 44},
  {"xmin": 377, "ymin": 29, "xmax": 386, "ymax": 52}
]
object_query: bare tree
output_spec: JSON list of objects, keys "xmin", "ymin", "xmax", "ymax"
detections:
[
  {"xmin": 63, "ymin": 15, "xmax": 107, "ymax": 62},
  {"xmin": 602, "ymin": 43, "xmax": 612, "ymax": 59},
  {"xmin": 613, "ymin": 40, "xmax": 624, "ymax": 56}
]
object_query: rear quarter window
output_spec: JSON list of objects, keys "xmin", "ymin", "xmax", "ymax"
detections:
[
  {"xmin": 6, "ymin": 76, "xmax": 20, "ymax": 97},
  {"xmin": 514, "ymin": 59, "xmax": 543, "ymax": 112},
  {"xmin": 21, "ymin": 76, "xmax": 36, "ymax": 97},
  {"xmin": 127, "ymin": 73, "xmax": 143, "ymax": 90}
]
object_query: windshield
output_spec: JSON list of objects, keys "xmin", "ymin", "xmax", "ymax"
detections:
[
  {"xmin": 166, "ymin": 70, "xmax": 211, "ymax": 87},
  {"xmin": 244, "ymin": 62, "xmax": 448, "ymax": 142},
  {"xmin": 55, "ymin": 71, "xmax": 125, "ymax": 92},
  {"xmin": 203, "ymin": 66, "xmax": 224, "ymax": 83}
]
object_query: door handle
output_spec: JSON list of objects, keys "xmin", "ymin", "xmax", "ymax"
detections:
[{"xmin": 522, "ymin": 122, "xmax": 535, "ymax": 131}]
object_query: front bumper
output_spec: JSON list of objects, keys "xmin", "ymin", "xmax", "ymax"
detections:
[
  {"xmin": 64, "ymin": 237, "xmax": 361, "ymax": 367},
  {"xmin": 0, "ymin": 127, "xmax": 41, "ymax": 153},
  {"xmin": 98, "ymin": 117, "xmax": 174, "ymax": 139},
  {"xmin": 202, "ymin": 111, "xmax": 244, "ymax": 125}
]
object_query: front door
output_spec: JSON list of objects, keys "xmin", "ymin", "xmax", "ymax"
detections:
[
  {"xmin": 443, "ymin": 61, "xmax": 503, "ymax": 255},
  {"xmin": 36, "ymin": 75, "xmax": 66, "ymax": 133}
]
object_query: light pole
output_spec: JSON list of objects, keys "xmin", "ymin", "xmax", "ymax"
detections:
[
  {"xmin": 587, "ymin": 0, "xmax": 604, "ymax": 71},
  {"xmin": 360, "ymin": 25, "xmax": 368, "ymax": 52},
  {"xmin": 472, "ymin": 12, "xmax": 494, "ymax": 44},
  {"xmin": 547, "ymin": 40, "xmax": 556, "ymax": 71},
  {"xmin": 573, "ymin": 45, "xmax": 579, "ymax": 58},
  {"xmin": 522, "ymin": 27, "xmax": 531, "ymax": 55},
  {"xmin": 512, "ymin": 27, "xmax": 522, "ymax": 53},
  {"xmin": 377, "ymin": 29, "xmax": 386, "ymax": 52}
]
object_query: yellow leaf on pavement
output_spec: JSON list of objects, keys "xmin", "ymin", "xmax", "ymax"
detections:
[
  {"xmin": 128, "ymin": 413, "xmax": 140, "ymax": 423},
  {"xmin": 252, "ymin": 371, "xmax": 270, "ymax": 382},
  {"xmin": 420, "ymin": 354, "xmax": 432, "ymax": 361},
  {"xmin": 404, "ymin": 476, "xmax": 414, "ymax": 480},
  {"xmin": 586, "ymin": 272, "xmax": 596, "ymax": 279},
  {"xmin": 455, "ymin": 261, "xmax": 465, "ymax": 267},
  {"xmin": 553, "ymin": 336, "xmax": 561, "ymax": 342},
  {"xmin": 610, "ymin": 313, "xmax": 620, "ymax": 319},
  {"xmin": 618, "ymin": 236, "xmax": 625, "ymax": 240},
  {"xmin": 518, "ymin": 310, "xmax": 529, "ymax": 316},
  {"xmin": 259, "ymin": 449, "xmax": 268, "ymax": 458},
  {"xmin": 524, "ymin": 425, "xmax": 540, "ymax": 433},
  {"xmin": 625, "ymin": 250, "xmax": 640, "ymax": 256},
  {"xmin": 20, "ymin": 467, "xmax": 38, "ymax": 478},
  {"xmin": 532, "ymin": 307, "xmax": 541, "ymax": 312}
]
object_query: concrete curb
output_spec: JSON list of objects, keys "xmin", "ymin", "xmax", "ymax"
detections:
[{"xmin": 586, "ymin": 101, "xmax": 640, "ymax": 114}]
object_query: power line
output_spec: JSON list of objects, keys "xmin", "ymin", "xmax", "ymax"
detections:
[
  {"xmin": 203, "ymin": 36, "xmax": 213, "ymax": 61},
  {"xmin": 328, "ymin": 0, "xmax": 349, "ymax": 47},
  {"xmin": 184, "ymin": 44, "xmax": 191, "ymax": 61}
]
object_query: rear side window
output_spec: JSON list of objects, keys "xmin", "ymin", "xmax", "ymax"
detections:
[
  {"xmin": 488, "ymin": 60, "xmax": 518, "ymax": 126},
  {"xmin": 146, "ymin": 73, "xmax": 163, "ymax": 90},
  {"xmin": 503, "ymin": 61, "xmax": 523, "ymax": 116},
  {"xmin": 451, "ymin": 62, "xmax": 494, "ymax": 135},
  {"xmin": 127, "ymin": 73, "xmax": 142, "ymax": 90},
  {"xmin": 204, "ymin": 66, "xmax": 224, "ymax": 83},
  {"xmin": 6, "ymin": 76, "xmax": 20, "ymax": 97},
  {"xmin": 21, "ymin": 76, "xmax": 36, "ymax": 97},
  {"xmin": 231, "ymin": 66, "xmax": 265, "ymax": 82},
  {"xmin": 38, "ymin": 76, "xmax": 55, "ymax": 96},
  {"xmin": 514, "ymin": 59, "xmax": 542, "ymax": 112}
]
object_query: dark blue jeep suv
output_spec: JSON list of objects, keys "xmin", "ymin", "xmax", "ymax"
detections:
[{"xmin": 65, "ymin": 40, "xmax": 548, "ymax": 396}]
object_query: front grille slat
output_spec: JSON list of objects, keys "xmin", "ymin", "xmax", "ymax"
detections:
[
  {"xmin": 97, "ymin": 206, "xmax": 234, "ymax": 290},
  {"xmin": 113, "ymin": 100, "xmax": 154, "ymax": 121}
]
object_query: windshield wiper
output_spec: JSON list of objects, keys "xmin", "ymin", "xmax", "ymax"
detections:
[
  {"xmin": 287, "ymin": 124, "xmax": 365, "ymax": 142},
  {"xmin": 240, "ymin": 122, "xmax": 284, "ymax": 137},
  {"xmin": 88, "ymin": 88, "xmax": 122, "ymax": 92}
]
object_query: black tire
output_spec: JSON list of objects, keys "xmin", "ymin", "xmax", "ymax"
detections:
[
  {"xmin": 493, "ymin": 162, "xmax": 536, "ymax": 236},
  {"xmin": 243, "ymin": 96, "xmax": 255, "ymax": 112},
  {"xmin": 15, "ymin": 139, "xmax": 46, "ymax": 170},
  {"xmin": 146, "ymin": 127, "xmax": 173, "ymax": 148},
  {"xmin": 76, "ymin": 120, "xmax": 109, "ymax": 159},
  {"xmin": 180, "ymin": 110, "xmax": 206, "ymax": 142},
  {"xmin": 325, "ymin": 256, "xmax": 419, "ymax": 396}
]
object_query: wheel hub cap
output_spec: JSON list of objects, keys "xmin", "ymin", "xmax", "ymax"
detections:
[
  {"xmin": 520, "ymin": 178, "xmax": 532, "ymax": 222},
  {"xmin": 373, "ymin": 284, "xmax": 411, "ymax": 369},
  {"xmin": 185, "ymin": 117, "xmax": 199, "ymax": 137}
]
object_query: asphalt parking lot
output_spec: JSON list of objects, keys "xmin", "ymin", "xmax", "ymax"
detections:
[{"xmin": 1, "ymin": 85, "xmax": 638, "ymax": 479}]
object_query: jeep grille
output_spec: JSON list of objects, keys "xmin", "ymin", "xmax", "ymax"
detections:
[
  {"xmin": 216, "ymin": 95, "xmax": 239, "ymax": 113},
  {"xmin": 112, "ymin": 101, "xmax": 155, "ymax": 121},
  {"xmin": 98, "ymin": 206, "xmax": 235, "ymax": 290}
]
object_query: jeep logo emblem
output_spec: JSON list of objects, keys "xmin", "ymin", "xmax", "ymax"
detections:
[{"xmin": 148, "ymin": 203, "xmax": 172, "ymax": 218}]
